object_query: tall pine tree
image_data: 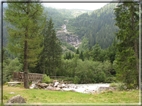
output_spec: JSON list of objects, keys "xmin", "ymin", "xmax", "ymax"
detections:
[
  {"xmin": 41, "ymin": 18, "xmax": 62, "ymax": 76},
  {"xmin": 114, "ymin": 0, "xmax": 139, "ymax": 88},
  {"xmin": 4, "ymin": 0, "xmax": 45, "ymax": 88}
]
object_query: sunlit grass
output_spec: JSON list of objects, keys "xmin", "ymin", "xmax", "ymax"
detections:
[{"xmin": 3, "ymin": 85, "xmax": 139, "ymax": 104}]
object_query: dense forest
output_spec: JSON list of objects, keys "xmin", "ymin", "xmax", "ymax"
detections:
[
  {"xmin": 67, "ymin": 3, "xmax": 118, "ymax": 49},
  {"xmin": 2, "ymin": 0, "xmax": 140, "ymax": 89}
]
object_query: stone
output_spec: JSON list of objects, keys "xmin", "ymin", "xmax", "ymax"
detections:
[
  {"xmin": 30, "ymin": 83, "xmax": 36, "ymax": 89},
  {"xmin": 61, "ymin": 83, "xmax": 66, "ymax": 88},
  {"xmin": 7, "ymin": 95, "xmax": 26, "ymax": 103},
  {"xmin": 54, "ymin": 81, "xmax": 59, "ymax": 87},
  {"xmin": 9, "ymin": 92, "xmax": 15, "ymax": 94},
  {"xmin": 45, "ymin": 86, "xmax": 52, "ymax": 90},
  {"xmin": 36, "ymin": 83, "xmax": 48, "ymax": 89},
  {"xmin": 45, "ymin": 86, "xmax": 61, "ymax": 91}
]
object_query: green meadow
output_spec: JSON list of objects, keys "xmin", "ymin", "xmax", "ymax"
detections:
[{"xmin": 3, "ymin": 85, "xmax": 140, "ymax": 105}]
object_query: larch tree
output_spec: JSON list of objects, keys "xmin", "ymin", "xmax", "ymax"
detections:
[
  {"xmin": 4, "ymin": 0, "xmax": 45, "ymax": 88},
  {"xmin": 114, "ymin": 0, "xmax": 139, "ymax": 88}
]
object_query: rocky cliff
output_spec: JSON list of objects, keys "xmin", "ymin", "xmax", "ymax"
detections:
[{"xmin": 56, "ymin": 23, "xmax": 81, "ymax": 49}]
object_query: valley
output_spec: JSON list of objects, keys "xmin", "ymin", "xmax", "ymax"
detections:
[
  {"xmin": 2, "ymin": 3, "xmax": 118, "ymax": 51},
  {"xmin": 44, "ymin": 3, "xmax": 118, "ymax": 51},
  {"xmin": 2, "ymin": 2, "xmax": 139, "ymax": 101}
]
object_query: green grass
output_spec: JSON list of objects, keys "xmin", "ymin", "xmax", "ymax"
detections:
[{"xmin": 3, "ymin": 85, "xmax": 140, "ymax": 105}]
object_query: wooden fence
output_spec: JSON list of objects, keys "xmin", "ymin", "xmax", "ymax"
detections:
[{"xmin": 13, "ymin": 72, "xmax": 43, "ymax": 82}]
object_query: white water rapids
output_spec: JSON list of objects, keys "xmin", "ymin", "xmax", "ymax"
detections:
[{"xmin": 62, "ymin": 83, "xmax": 110, "ymax": 94}]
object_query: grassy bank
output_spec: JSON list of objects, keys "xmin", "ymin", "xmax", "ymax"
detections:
[{"xmin": 3, "ymin": 85, "xmax": 139, "ymax": 104}]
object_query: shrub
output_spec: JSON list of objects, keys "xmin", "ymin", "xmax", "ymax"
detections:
[
  {"xmin": 3, "ymin": 58, "xmax": 23, "ymax": 84},
  {"xmin": 64, "ymin": 77, "xmax": 74, "ymax": 83},
  {"xmin": 117, "ymin": 83, "xmax": 127, "ymax": 91},
  {"xmin": 42, "ymin": 74, "xmax": 51, "ymax": 83},
  {"xmin": 110, "ymin": 83, "xmax": 127, "ymax": 91},
  {"xmin": 110, "ymin": 83, "xmax": 118, "ymax": 87},
  {"xmin": 106, "ymin": 77, "xmax": 116, "ymax": 83},
  {"xmin": 73, "ymin": 76, "xmax": 80, "ymax": 84}
]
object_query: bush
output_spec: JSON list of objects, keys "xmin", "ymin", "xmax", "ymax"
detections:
[
  {"xmin": 105, "ymin": 77, "xmax": 116, "ymax": 83},
  {"xmin": 64, "ymin": 77, "xmax": 74, "ymax": 83},
  {"xmin": 42, "ymin": 74, "xmax": 51, "ymax": 83},
  {"xmin": 110, "ymin": 83, "xmax": 118, "ymax": 87},
  {"xmin": 3, "ymin": 58, "xmax": 23, "ymax": 84},
  {"xmin": 73, "ymin": 76, "xmax": 80, "ymax": 84},
  {"xmin": 110, "ymin": 83, "xmax": 127, "ymax": 91},
  {"xmin": 117, "ymin": 83, "xmax": 127, "ymax": 90}
]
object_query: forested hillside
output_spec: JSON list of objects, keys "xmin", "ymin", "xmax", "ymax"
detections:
[
  {"xmin": 43, "ymin": 3, "xmax": 119, "ymax": 52},
  {"xmin": 44, "ymin": 7, "xmax": 91, "ymax": 30},
  {"xmin": 67, "ymin": 3, "xmax": 118, "ymax": 49},
  {"xmin": 3, "ymin": 4, "xmax": 117, "ymax": 49}
]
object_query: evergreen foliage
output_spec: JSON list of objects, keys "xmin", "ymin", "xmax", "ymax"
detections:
[
  {"xmin": 67, "ymin": 3, "xmax": 118, "ymax": 49},
  {"xmin": 39, "ymin": 18, "xmax": 62, "ymax": 76},
  {"xmin": 3, "ymin": 58, "xmax": 22, "ymax": 84},
  {"xmin": 114, "ymin": 1, "xmax": 139, "ymax": 89},
  {"xmin": 4, "ymin": 1, "xmax": 45, "ymax": 88}
]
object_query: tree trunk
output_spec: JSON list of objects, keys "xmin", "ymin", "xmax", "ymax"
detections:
[
  {"xmin": 134, "ymin": 40, "xmax": 139, "ymax": 87},
  {"xmin": 24, "ymin": 3, "xmax": 30, "ymax": 89},
  {"xmin": 24, "ymin": 40, "xmax": 29, "ymax": 88},
  {"xmin": 131, "ymin": 4, "xmax": 139, "ymax": 88}
]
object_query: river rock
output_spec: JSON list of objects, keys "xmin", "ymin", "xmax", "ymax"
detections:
[
  {"xmin": 45, "ymin": 85, "xmax": 53, "ymax": 90},
  {"xmin": 30, "ymin": 83, "xmax": 36, "ymax": 89},
  {"xmin": 54, "ymin": 81, "xmax": 59, "ymax": 87},
  {"xmin": 36, "ymin": 83, "xmax": 48, "ymax": 89},
  {"xmin": 45, "ymin": 86, "xmax": 61, "ymax": 91},
  {"xmin": 7, "ymin": 95, "xmax": 26, "ymax": 103}
]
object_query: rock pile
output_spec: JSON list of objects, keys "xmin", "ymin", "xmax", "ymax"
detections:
[
  {"xmin": 29, "ymin": 80, "xmax": 67, "ymax": 91},
  {"xmin": 29, "ymin": 82, "xmax": 115, "ymax": 94}
]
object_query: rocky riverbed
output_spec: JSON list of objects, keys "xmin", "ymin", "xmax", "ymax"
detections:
[{"xmin": 30, "ymin": 81, "xmax": 115, "ymax": 94}]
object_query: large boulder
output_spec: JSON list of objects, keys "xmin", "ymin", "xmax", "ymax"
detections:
[
  {"xmin": 53, "ymin": 81, "xmax": 59, "ymax": 87},
  {"xmin": 7, "ymin": 95, "xmax": 26, "ymax": 103},
  {"xmin": 36, "ymin": 83, "xmax": 48, "ymax": 89},
  {"xmin": 45, "ymin": 86, "xmax": 61, "ymax": 91}
]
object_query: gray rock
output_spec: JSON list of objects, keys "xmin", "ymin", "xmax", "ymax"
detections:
[
  {"xmin": 7, "ymin": 95, "xmax": 26, "ymax": 103},
  {"xmin": 54, "ymin": 81, "xmax": 59, "ymax": 87},
  {"xmin": 45, "ymin": 85, "xmax": 53, "ymax": 90},
  {"xmin": 9, "ymin": 92, "xmax": 15, "ymax": 94},
  {"xmin": 36, "ymin": 83, "xmax": 48, "ymax": 88}
]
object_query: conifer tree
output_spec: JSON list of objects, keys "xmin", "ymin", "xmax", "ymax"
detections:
[
  {"xmin": 41, "ymin": 18, "xmax": 62, "ymax": 76},
  {"xmin": 91, "ymin": 43, "xmax": 102, "ymax": 61},
  {"xmin": 76, "ymin": 48, "xmax": 79, "ymax": 54},
  {"xmin": 114, "ymin": 0, "xmax": 139, "ymax": 88},
  {"xmin": 79, "ymin": 51, "xmax": 84, "ymax": 61},
  {"xmin": 4, "ymin": 0, "xmax": 45, "ymax": 88}
]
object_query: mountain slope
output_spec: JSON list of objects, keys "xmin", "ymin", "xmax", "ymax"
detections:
[
  {"xmin": 44, "ymin": 7, "xmax": 91, "ymax": 30},
  {"xmin": 67, "ymin": 3, "xmax": 118, "ymax": 49},
  {"xmin": 3, "ymin": 3, "xmax": 118, "ymax": 51}
]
